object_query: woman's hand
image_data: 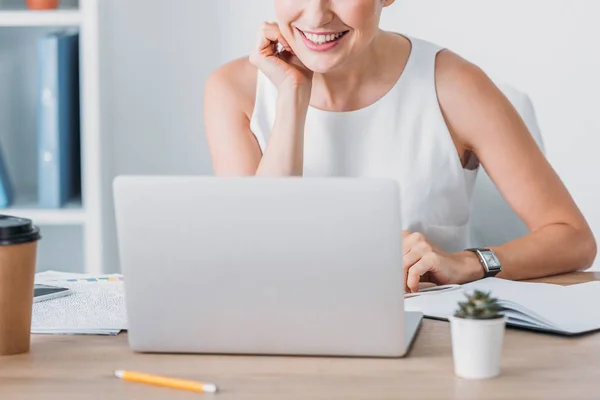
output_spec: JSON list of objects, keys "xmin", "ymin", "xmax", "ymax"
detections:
[
  {"xmin": 402, "ymin": 231, "xmax": 485, "ymax": 293},
  {"xmin": 249, "ymin": 22, "xmax": 313, "ymax": 92}
]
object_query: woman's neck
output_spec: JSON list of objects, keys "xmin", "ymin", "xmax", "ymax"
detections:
[{"xmin": 310, "ymin": 30, "xmax": 410, "ymax": 112}]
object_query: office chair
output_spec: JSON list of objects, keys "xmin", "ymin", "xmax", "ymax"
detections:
[{"xmin": 468, "ymin": 84, "xmax": 546, "ymax": 248}]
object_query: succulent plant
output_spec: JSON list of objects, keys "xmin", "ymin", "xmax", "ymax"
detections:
[{"xmin": 454, "ymin": 290, "xmax": 503, "ymax": 320}]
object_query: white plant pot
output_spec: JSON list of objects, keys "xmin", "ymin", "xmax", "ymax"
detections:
[{"xmin": 449, "ymin": 315, "xmax": 506, "ymax": 379}]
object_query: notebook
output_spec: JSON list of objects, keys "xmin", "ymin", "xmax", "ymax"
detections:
[{"xmin": 405, "ymin": 278, "xmax": 600, "ymax": 336}]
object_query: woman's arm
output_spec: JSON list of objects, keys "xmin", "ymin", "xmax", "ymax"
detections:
[
  {"xmin": 435, "ymin": 50, "xmax": 597, "ymax": 280},
  {"xmin": 204, "ymin": 63, "xmax": 310, "ymax": 176},
  {"xmin": 402, "ymin": 51, "xmax": 596, "ymax": 292},
  {"xmin": 204, "ymin": 22, "xmax": 312, "ymax": 177},
  {"xmin": 255, "ymin": 85, "xmax": 311, "ymax": 176},
  {"xmin": 204, "ymin": 59, "xmax": 262, "ymax": 176}
]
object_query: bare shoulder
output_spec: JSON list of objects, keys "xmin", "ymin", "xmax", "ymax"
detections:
[
  {"xmin": 434, "ymin": 49, "xmax": 516, "ymax": 150},
  {"xmin": 204, "ymin": 56, "xmax": 258, "ymax": 120},
  {"xmin": 434, "ymin": 49, "xmax": 498, "ymax": 112}
]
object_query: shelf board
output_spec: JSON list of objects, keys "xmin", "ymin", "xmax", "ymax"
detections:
[
  {"xmin": 2, "ymin": 194, "xmax": 85, "ymax": 225},
  {"xmin": 0, "ymin": 9, "xmax": 81, "ymax": 27}
]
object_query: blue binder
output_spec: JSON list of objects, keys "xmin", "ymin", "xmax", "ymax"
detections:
[
  {"xmin": 37, "ymin": 30, "xmax": 81, "ymax": 208},
  {"xmin": 0, "ymin": 140, "xmax": 13, "ymax": 208}
]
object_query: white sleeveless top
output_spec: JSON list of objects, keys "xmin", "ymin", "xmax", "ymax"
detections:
[{"xmin": 249, "ymin": 36, "xmax": 478, "ymax": 253}]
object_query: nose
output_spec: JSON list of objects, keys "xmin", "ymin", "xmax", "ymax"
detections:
[{"xmin": 303, "ymin": 0, "xmax": 334, "ymax": 29}]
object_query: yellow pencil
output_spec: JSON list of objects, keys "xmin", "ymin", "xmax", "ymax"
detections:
[{"xmin": 114, "ymin": 370, "xmax": 218, "ymax": 393}]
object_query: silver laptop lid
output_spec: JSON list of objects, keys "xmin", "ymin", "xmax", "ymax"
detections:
[{"xmin": 113, "ymin": 176, "xmax": 407, "ymax": 357}]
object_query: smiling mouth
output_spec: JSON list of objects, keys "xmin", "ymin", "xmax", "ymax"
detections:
[{"xmin": 297, "ymin": 29, "xmax": 350, "ymax": 45}]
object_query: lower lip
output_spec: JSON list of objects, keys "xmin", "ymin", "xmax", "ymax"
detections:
[{"xmin": 298, "ymin": 30, "xmax": 348, "ymax": 52}]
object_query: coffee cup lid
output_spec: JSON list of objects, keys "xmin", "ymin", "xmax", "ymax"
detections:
[{"xmin": 0, "ymin": 215, "xmax": 41, "ymax": 246}]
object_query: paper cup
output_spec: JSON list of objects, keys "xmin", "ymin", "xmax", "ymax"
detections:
[{"xmin": 0, "ymin": 215, "xmax": 41, "ymax": 356}]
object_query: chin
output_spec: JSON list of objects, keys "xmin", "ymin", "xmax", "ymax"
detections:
[{"xmin": 300, "ymin": 56, "xmax": 345, "ymax": 74}]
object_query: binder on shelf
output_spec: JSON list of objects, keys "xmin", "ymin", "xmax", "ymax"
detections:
[
  {"xmin": 36, "ymin": 29, "xmax": 81, "ymax": 209},
  {"xmin": 0, "ymin": 140, "xmax": 13, "ymax": 208}
]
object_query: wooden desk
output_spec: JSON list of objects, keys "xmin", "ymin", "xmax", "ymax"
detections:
[{"xmin": 2, "ymin": 273, "xmax": 599, "ymax": 400}]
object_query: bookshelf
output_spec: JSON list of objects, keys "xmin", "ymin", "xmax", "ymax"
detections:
[
  {"xmin": 6, "ymin": 193, "xmax": 85, "ymax": 225},
  {"xmin": 0, "ymin": 0, "xmax": 104, "ymax": 274},
  {"xmin": 0, "ymin": 9, "xmax": 81, "ymax": 26}
]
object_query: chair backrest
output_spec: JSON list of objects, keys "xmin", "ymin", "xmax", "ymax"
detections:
[{"xmin": 467, "ymin": 84, "xmax": 545, "ymax": 248}]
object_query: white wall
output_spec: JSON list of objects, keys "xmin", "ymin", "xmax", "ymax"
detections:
[
  {"xmin": 101, "ymin": 0, "xmax": 599, "ymax": 270},
  {"xmin": 101, "ymin": 0, "xmax": 218, "ymax": 176},
  {"xmin": 99, "ymin": 0, "xmax": 221, "ymax": 272}
]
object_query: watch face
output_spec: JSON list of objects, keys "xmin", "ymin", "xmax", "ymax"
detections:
[{"xmin": 483, "ymin": 251, "xmax": 500, "ymax": 268}]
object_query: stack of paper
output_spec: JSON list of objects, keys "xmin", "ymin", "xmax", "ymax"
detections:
[{"xmin": 32, "ymin": 271, "xmax": 128, "ymax": 335}]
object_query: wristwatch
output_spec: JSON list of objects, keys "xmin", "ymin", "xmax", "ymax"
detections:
[{"xmin": 466, "ymin": 248, "xmax": 502, "ymax": 277}]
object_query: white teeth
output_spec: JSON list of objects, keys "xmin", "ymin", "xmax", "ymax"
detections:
[{"xmin": 304, "ymin": 31, "xmax": 345, "ymax": 45}]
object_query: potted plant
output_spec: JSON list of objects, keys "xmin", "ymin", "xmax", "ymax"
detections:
[{"xmin": 449, "ymin": 290, "xmax": 506, "ymax": 380}]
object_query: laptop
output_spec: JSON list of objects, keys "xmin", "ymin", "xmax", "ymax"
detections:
[{"xmin": 113, "ymin": 176, "xmax": 423, "ymax": 357}]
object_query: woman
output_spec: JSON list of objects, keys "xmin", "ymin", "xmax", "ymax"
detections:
[{"xmin": 204, "ymin": 0, "xmax": 596, "ymax": 292}]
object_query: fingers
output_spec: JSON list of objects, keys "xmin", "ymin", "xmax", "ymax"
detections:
[
  {"xmin": 403, "ymin": 232, "xmax": 428, "ymax": 250},
  {"xmin": 250, "ymin": 22, "xmax": 297, "ymax": 83},
  {"xmin": 278, "ymin": 36, "xmax": 291, "ymax": 52},
  {"xmin": 404, "ymin": 240, "xmax": 431, "ymax": 266},
  {"xmin": 403, "ymin": 248, "xmax": 421, "ymax": 270},
  {"xmin": 249, "ymin": 21, "xmax": 309, "ymax": 90},
  {"xmin": 402, "ymin": 231, "xmax": 413, "ymax": 290},
  {"xmin": 403, "ymin": 231, "xmax": 435, "ymax": 293},
  {"xmin": 256, "ymin": 22, "xmax": 292, "ymax": 56},
  {"xmin": 406, "ymin": 254, "xmax": 436, "ymax": 293},
  {"xmin": 255, "ymin": 25, "xmax": 275, "ymax": 57},
  {"xmin": 401, "ymin": 231, "xmax": 411, "ymax": 253}
]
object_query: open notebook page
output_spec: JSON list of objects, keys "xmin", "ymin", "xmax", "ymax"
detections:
[{"xmin": 405, "ymin": 278, "xmax": 600, "ymax": 335}]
